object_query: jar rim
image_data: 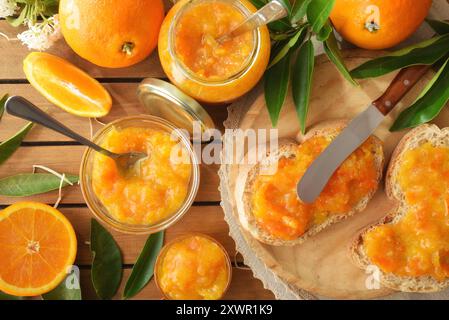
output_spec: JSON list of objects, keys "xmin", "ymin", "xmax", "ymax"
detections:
[
  {"xmin": 154, "ymin": 232, "xmax": 233, "ymax": 300},
  {"xmin": 168, "ymin": 0, "xmax": 261, "ymax": 85},
  {"xmin": 80, "ymin": 115, "xmax": 200, "ymax": 235}
]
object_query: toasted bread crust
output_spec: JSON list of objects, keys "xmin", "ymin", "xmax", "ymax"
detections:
[
  {"xmin": 240, "ymin": 120, "xmax": 384, "ymax": 246},
  {"xmin": 351, "ymin": 124, "xmax": 449, "ymax": 292}
]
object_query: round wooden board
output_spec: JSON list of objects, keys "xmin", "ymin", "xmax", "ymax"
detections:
[{"xmin": 219, "ymin": 50, "xmax": 449, "ymax": 299}]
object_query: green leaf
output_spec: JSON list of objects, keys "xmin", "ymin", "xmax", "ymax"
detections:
[
  {"xmin": 350, "ymin": 34, "xmax": 449, "ymax": 79},
  {"xmin": 42, "ymin": 274, "xmax": 82, "ymax": 300},
  {"xmin": 0, "ymin": 94, "xmax": 7, "ymax": 120},
  {"xmin": 123, "ymin": 232, "xmax": 164, "ymax": 300},
  {"xmin": 426, "ymin": 19, "xmax": 449, "ymax": 35},
  {"xmin": 307, "ymin": 0, "xmax": 336, "ymax": 34},
  {"xmin": 264, "ymin": 53, "xmax": 292, "ymax": 127},
  {"xmin": 433, "ymin": 52, "xmax": 449, "ymax": 71},
  {"xmin": 270, "ymin": 32, "xmax": 296, "ymax": 41},
  {"xmin": 0, "ymin": 173, "xmax": 79, "ymax": 197},
  {"xmin": 390, "ymin": 58, "xmax": 449, "ymax": 131},
  {"xmin": 292, "ymin": 40, "xmax": 314, "ymax": 134},
  {"xmin": 268, "ymin": 18, "xmax": 293, "ymax": 33},
  {"xmin": 316, "ymin": 21, "xmax": 332, "ymax": 41},
  {"xmin": 90, "ymin": 219, "xmax": 122, "ymax": 300},
  {"xmin": 265, "ymin": 0, "xmax": 292, "ymax": 32},
  {"xmin": 268, "ymin": 27, "xmax": 306, "ymax": 68},
  {"xmin": 248, "ymin": 0, "xmax": 267, "ymax": 9},
  {"xmin": 324, "ymin": 30, "xmax": 358, "ymax": 86},
  {"xmin": 42, "ymin": 0, "xmax": 59, "ymax": 16},
  {"xmin": 0, "ymin": 291, "xmax": 23, "ymax": 300},
  {"xmin": 291, "ymin": 0, "xmax": 312, "ymax": 24},
  {"xmin": 6, "ymin": 4, "xmax": 28, "ymax": 27},
  {"xmin": 0, "ymin": 122, "xmax": 33, "ymax": 166}
]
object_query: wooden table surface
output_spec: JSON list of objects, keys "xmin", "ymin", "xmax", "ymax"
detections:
[{"xmin": 0, "ymin": 3, "xmax": 275, "ymax": 300}]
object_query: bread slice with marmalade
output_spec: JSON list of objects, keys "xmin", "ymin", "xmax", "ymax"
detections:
[
  {"xmin": 351, "ymin": 124, "xmax": 449, "ymax": 292},
  {"xmin": 239, "ymin": 120, "xmax": 384, "ymax": 246}
]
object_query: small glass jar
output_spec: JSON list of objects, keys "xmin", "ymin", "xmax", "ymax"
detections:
[
  {"xmin": 80, "ymin": 116, "xmax": 200, "ymax": 234},
  {"xmin": 158, "ymin": 0, "xmax": 271, "ymax": 104},
  {"xmin": 154, "ymin": 233, "xmax": 232, "ymax": 300}
]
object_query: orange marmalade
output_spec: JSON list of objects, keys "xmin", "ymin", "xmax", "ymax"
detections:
[
  {"xmin": 174, "ymin": 1, "xmax": 254, "ymax": 81},
  {"xmin": 156, "ymin": 235, "xmax": 231, "ymax": 300},
  {"xmin": 158, "ymin": 0, "xmax": 270, "ymax": 103},
  {"xmin": 91, "ymin": 127, "xmax": 192, "ymax": 225},
  {"xmin": 251, "ymin": 135, "xmax": 380, "ymax": 241},
  {"xmin": 364, "ymin": 143, "xmax": 449, "ymax": 280}
]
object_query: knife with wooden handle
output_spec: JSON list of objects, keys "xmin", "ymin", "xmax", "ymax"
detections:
[{"xmin": 297, "ymin": 64, "xmax": 431, "ymax": 203}]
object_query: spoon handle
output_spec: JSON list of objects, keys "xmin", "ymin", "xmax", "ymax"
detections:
[
  {"xmin": 219, "ymin": 0, "xmax": 288, "ymax": 42},
  {"xmin": 5, "ymin": 96, "xmax": 118, "ymax": 159}
]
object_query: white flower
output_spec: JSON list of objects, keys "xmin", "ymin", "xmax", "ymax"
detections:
[
  {"xmin": 0, "ymin": 0, "xmax": 18, "ymax": 18},
  {"xmin": 17, "ymin": 15, "xmax": 62, "ymax": 51}
]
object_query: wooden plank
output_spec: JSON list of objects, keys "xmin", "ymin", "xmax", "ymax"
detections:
[
  {"xmin": 80, "ymin": 267, "xmax": 274, "ymax": 300},
  {"xmin": 0, "ymin": 83, "xmax": 228, "ymax": 142},
  {"xmin": 63, "ymin": 206, "xmax": 236, "ymax": 265},
  {"xmin": 0, "ymin": 22, "xmax": 165, "ymax": 80},
  {"xmin": 0, "ymin": 0, "xmax": 274, "ymax": 300},
  {"xmin": 0, "ymin": 0, "xmax": 174, "ymax": 80},
  {"xmin": 0, "ymin": 146, "xmax": 220, "ymax": 203}
]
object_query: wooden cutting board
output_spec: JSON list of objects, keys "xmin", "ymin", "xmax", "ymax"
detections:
[{"xmin": 219, "ymin": 50, "xmax": 449, "ymax": 299}]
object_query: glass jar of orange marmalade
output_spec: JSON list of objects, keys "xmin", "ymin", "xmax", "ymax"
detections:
[
  {"xmin": 158, "ymin": 0, "xmax": 271, "ymax": 104},
  {"xmin": 155, "ymin": 233, "xmax": 232, "ymax": 300}
]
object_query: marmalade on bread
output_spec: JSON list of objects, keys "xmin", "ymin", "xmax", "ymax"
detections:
[
  {"xmin": 251, "ymin": 135, "xmax": 379, "ymax": 241},
  {"xmin": 364, "ymin": 142, "xmax": 449, "ymax": 280}
]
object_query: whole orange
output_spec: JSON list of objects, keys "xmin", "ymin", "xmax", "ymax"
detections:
[
  {"xmin": 59, "ymin": 0, "xmax": 165, "ymax": 68},
  {"xmin": 330, "ymin": 0, "xmax": 432, "ymax": 50}
]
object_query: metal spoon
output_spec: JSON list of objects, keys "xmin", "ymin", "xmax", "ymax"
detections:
[
  {"xmin": 5, "ymin": 96, "xmax": 147, "ymax": 173},
  {"xmin": 216, "ymin": 0, "xmax": 288, "ymax": 44}
]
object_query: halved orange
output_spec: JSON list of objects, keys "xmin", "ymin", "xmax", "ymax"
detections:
[
  {"xmin": 23, "ymin": 52, "xmax": 112, "ymax": 118},
  {"xmin": 0, "ymin": 202, "xmax": 77, "ymax": 297}
]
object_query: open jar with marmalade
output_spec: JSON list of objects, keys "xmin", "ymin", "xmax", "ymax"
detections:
[
  {"xmin": 155, "ymin": 233, "xmax": 232, "ymax": 300},
  {"xmin": 80, "ymin": 78, "xmax": 215, "ymax": 234},
  {"xmin": 158, "ymin": 0, "xmax": 271, "ymax": 104}
]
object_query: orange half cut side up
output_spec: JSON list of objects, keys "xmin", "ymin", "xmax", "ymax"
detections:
[{"xmin": 0, "ymin": 202, "xmax": 77, "ymax": 297}]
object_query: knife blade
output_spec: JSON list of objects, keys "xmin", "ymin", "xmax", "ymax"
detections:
[
  {"xmin": 297, "ymin": 104, "xmax": 384, "ymax": 203},
  {"xmin": 297, "ymin": 65, "xmax": 431, "ymax": 203}
]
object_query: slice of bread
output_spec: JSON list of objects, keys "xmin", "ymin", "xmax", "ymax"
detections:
[
  {"xmin": 351, "ymin": 124, "xmax": 449, "ymax": 292},
  {"xmin": 239, "ymin": 120, "xmax": 385, "ymax": 246}
]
